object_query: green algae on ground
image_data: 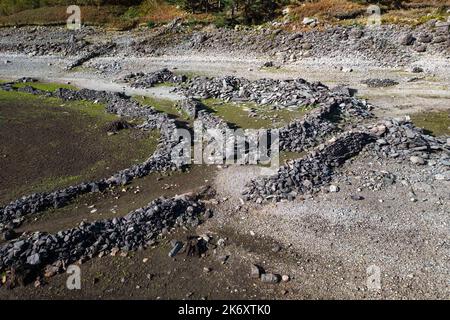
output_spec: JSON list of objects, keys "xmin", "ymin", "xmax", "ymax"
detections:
[
  {"xmin": 0, "ymin": 89, "xmax": 159, "ymax": 204},
  {"xmin": 410, "ymin": 111, "xmax": 450, "ymax": 137},
  {"xmin": 12, "ymin": 81, "xmax": 78, "ymax": 92},
  {"xmin": 135, "ymin": 95, "xmax": 190, "ymax": 121},
  {"xmin": 202, "ymin": 98, "xmax": 312, "ymax": 129},
  {"xmin": 279, "ymin": 150, "xmax": 307, "ymax": 163}
]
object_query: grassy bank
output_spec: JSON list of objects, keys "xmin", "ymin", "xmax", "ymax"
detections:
[
  {"xmin": 410, "ymin": 111, "xmax": 450, "ymax": 136},
  {"xmin": 0, "ymin": 89, "xmax": 159, "ymax": 205}
]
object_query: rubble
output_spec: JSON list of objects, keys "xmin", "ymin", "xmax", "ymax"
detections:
[
  {"xmin": 0, "ymin": 79, "xmax": 186, "ymax": 226},
  {"xmin": 123, "ymin": 68, "xmax": 186, "ymax": 89},
  {"xmin": 0, "ymin": 194, "xmax": 206, "ymax": 279},
  {"xmin": 243, "ymin": 132, "xmax": 375, "ymax": 203}
]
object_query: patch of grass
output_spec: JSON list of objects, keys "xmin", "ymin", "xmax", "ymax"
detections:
[
  {"xmin": 260, "ymin": 66, "xmax": 291, "ymax": 74},
  {"xmin": 410, "ymin": 111, "xmax": 450, "ymax": 137},
  {"xmin": 382, "ymin": 7, "xmax": 449, "ymax": 26},
  {"xmin": 279, "ymin": 150, "xmax": 306, "ymax": 163},
  {"xmin": 0, "ymin": 89, "xmax": 160, "ymax": 204},
  {"xmin": 139, "ymin": 0, "xmax": 187, "ymax": 24},
  {"xmin": 174, "ymin": 70, "xmax": 208, "ymax": 79},
  {"xmin": 288, "ymin": 0, "xmax": 365, "ymax": 27},
  {"xmin": 202, "ymin": 98, "xmax": 312, "ymax": 129},
  {"xmin": 0, "ymin": 5, "xmax": 132, "ymax": 27},
  {"xmin": 13, "ymin": 81, "xmax": 78, "ymax": 92},
  {"xmin": 153, "ymin": 82, "xmax": 176, "ymax": 88},
  {"xmin": 30, "ymin": 175, "xmax": 82, "ymax": 194},
  {"xmin": 135, "ymin": 95, "xmax": 189, "ymax": 120}
]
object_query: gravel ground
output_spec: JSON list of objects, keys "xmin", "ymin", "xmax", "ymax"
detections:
[
  {"xmin": 212, "ymin": 155, "xmax": 450, "ymax": 299},
  {"xmin": 0, "ymin": 24, "xmax": 449, "ymax": 299}
]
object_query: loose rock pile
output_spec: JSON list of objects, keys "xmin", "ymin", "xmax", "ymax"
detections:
[
  {"xmin": 244, "ymin": 117, "xmax": 450, "ymax": 203},
  {"xmin": 0, "ymin": 79, "xmax": 185, "ymax": 227},
  {"xmin": 366, "ymin": 117, "xmax": 450, "ymax": 166},
  {"xmin": 243, "ymin": 132, "xmax": 375, "ymax": 203},
  {"xmin": 278, "ymin": 97, "xmax": 372, "ymax": 152},
  {"xmin": 361, "ymin": 78, "xmax": 399, "ymax": 88},
  {"xmin": 65, "ymin": 42, "xmax": 115, "ymax": 70},
  {"xmin": 123, "ymin": 68, "xmax": 187, "ymax": 89},
  {"xmin": 175, "ymin": 76, "xmax": 334, "ymax": 108},
  {"xmin": 0, "ymin": 194, "xmax": 206, "ymax": 280},
  {"xmin": 0, "ymin": 23, "xmax": 448, "ymax": 67}
]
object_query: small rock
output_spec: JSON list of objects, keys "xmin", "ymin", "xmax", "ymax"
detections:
[
  {"xmin": 351, "ymin": 195, "xmax": 364, "ymax": 201},
  {"xmin": 282, "ymin": 275, "xmax": 290, "ymax": 282},
  {"xmin": 414, "ymin": 44, "xmax": 427, "ymax": 52},
  {"xmin": 110, "ymin": 247, "xmax": 120, "ymax": 256},
  {"xmin": 400, "ymin": 34, "xmax": 415, "ymax": 46},
  {"xmin": 302, "ymin": 17, "xmax": 317, "ymax": 26},
  {"xmin": 203, "ymin": 267, "xmax": 211, "ymax": 273},
  {"xmin": 34, "ymin": 279, "xmax": 42, "ymax": 288},
  {"xmin": 272, "ymin": 244, "xmax": 282, "ymax": 253},
  {"xmin": 410, "ymin": 156, "xmax": 425, "ymax": 165},
  {"xmin": 329, "ymin": 185, "xmax": 340, "ymax": 193},
  {"xmin": 250, "ymin": 264, "xmax": 263, "ymax": 278},
  {"xmin": 27, "ymin": 253, "xmax": 41, "ymax": 265},
  {"xmin": 341, "ymin": 67, "xmax": 353, "ymax": 73},
  {"xmin": 168, "ymin": 241, "xmax": 183, "ymax": 257},
  {"xmin": 260, "ymin": 273, "xmax": 281, "ymax": 284}
]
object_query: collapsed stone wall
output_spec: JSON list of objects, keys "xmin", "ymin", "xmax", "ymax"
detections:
[
  {"xmin": 65, "ymin": 42, "xmax": 116, "ymax": 70},
  {"xmin": 366, "ymin": 117, "xmax": 450, "ymax": 164},
  {"xmin": 0, "ymin": 79, "xmax": 184, "ymax": 227},
  {"xmin": 243, "ymin": 117, "xmax": 450, "ymax": 203},
  {"xmin": 243, "ymin": 132, "xmax": 375, "ymax": 203},
  {"xmin": 278, "ymin": 96, "xmax": 372, "ymax": 152},
  {"xmin": 176, "ymin": 76, "xmax": 373, "ymax": 153},
  {"xmin": 123, "ymin": 68, "xmax": 187, "ymax": 89},
  {"xmin": 175, "ymin": 76, "xmax": 333, "ymax": 108},
  {"xmin": 0, "ymin": 194, "xmax": 206, "ymax": 277}
]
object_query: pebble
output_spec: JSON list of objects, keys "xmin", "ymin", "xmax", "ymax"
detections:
[
  {"xmin": 329, "ymin": 185, "xmax": 340, "ymax": 192},
  {"xmin": 410, "ymin": 156, "xmax": 425, "ymax": 165},
  {"xmin": 250, "ymin": 264, "xmax": 263, "ymax": 278},
  {"xmin": 168, "ymin": 241, "xmax": 183, "ymax": 257},
  {"xmin": 203, "ymin": 267, "xmax": 211, "ymax": 273},
  {"xmin": 260, "ymin": 273, "xmax": 281, "ymax": 284},
  {"xmin": 272, "ymin": 244, "xmax": 282, "ymax": 253}
]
